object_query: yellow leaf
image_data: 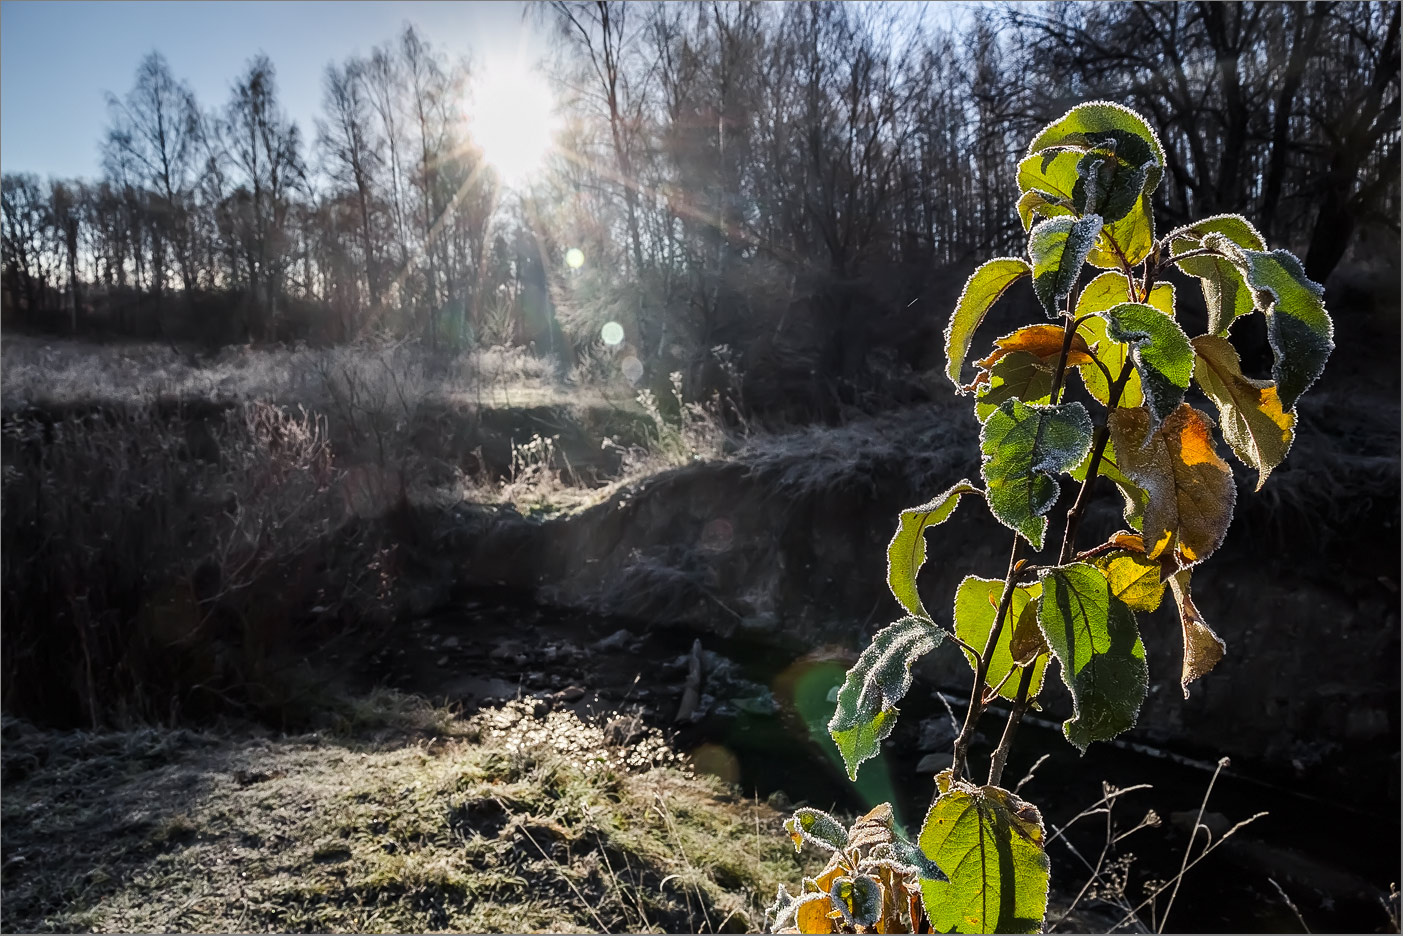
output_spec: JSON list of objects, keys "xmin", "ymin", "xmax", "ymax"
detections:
[
  {"xmin": 796, "ymin": 895, "xmax": 837, "ymax": 934},
  {"xmin": 814, "ymin": 852, "xmax": 847, "ymax": 895},
  {"xmin": 1192, "ymin": 335, "xmax": 1295, "ymax": 491},
  {"xmin": 1168, "ymin": 570, "xmax": 1226, "ymax": 698},
  {"xmin": 1107, "ymin": 405, "xmax": 1237, "ymax": 566},
  {"xmin": 1092, "ymin": 551, "xmax": 1166, "ymax": 612}
]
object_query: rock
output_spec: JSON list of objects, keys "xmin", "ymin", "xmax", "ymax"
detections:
[
  {"xmin": 593, "ymin": 628, "xmax": 633, "ymax": 652},
  {"xmin": 766, "ymin": 789, "xmax": 793, "ymax": 812},
  {"xmin": 530, "ymin": 699, "xmax": 551, "ymax": 719},
  {"xmin": 435, "ymin": 655, "xmax": 449, "ymax": 667},
  {"xmin": 489, "ymin": 642, "xmax": 523, "ymax": 662},
  {"xmin": 732, "ymin": 693, "xmax": 779, "ymax": 716},
  {"xmin": 915, "ymin": 753, "xmax": 953, "ymax": 775},
  {"xmin": 554, "ymin": 685, "xmax": 586, "ymax": 703},
  {"xmin": 675, "ymin": 638, "xmax": 704, "ymax": 722},
  {"xmin": 442, "ymin": 636, "xmax": 460, "ymax": 649},
  {"xmin": 917, "ymin": 716, "xmax": 959, "ymax": 752}
]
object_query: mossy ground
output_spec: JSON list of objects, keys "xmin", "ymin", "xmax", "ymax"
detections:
[{"xmin": 1, "ymin": 691, "xmax": 815, "ymax": 933}]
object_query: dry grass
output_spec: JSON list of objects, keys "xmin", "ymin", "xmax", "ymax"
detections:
[
  {"xmin": 1, "ymin": 693, "xmax": 813, "ymax": 934},
  {"xmin": 0, "ymin": 335, "xmax": 560, "ymax": 411},
  {"xmin": 0, "ymin": 399, "xmax": 386, "ymax": 728}
]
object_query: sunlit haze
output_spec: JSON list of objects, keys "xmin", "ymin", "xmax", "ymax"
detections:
[
  {"xmin": 470, "ymin": 53, "xmax": 560, "ymax": 188},
  {"xmin": 0, "ymin": 0, "xmax": 547, "ymax": 179}
]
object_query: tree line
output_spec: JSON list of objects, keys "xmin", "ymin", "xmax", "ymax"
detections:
[{"xmin": 2, "ymin": 2, "xmax": 1397, "ymax": 408}]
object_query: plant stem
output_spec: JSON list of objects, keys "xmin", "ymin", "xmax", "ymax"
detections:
[
  {"xmin": 1156, "ymin": 246, "xmax": 1220, "ymax": 268},
  {"xmin": 1058, "ymin": 358, "xmax": 1135, "ymax": 564},
  {"xmin": 1047, "ymin": 310, "xmax": 1079, "ymax": 404},
  {"xmin": 987, "ymin": 658, "xmax": 1037, "ymax": 787},
  {"xmin": 948, "ymin": 299, "xmax": 1084, "ymax": 792},
  {"xmin": 948, "ymin": 537, "xmax": 1021, "ymax": 787},
  {"xmin": 990, "ymin": 288, "xmax": 1135, "ymax": 789}
]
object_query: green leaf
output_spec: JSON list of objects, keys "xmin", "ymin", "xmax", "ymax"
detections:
[
  {"xmin": 1192, "ymin": 335, "xmax": 1296, "ymax": 490},
  {"xmin": 1074, "ymin": 271, "xmax": 1141, "ymax": 407},
  {"xmin": 952, "ymin": 577, "xmax": 1049, "ymax": 702},
  {"xmin": 1017, "ymin": 150, "xmax": 1079, "ymax": 201},
  {"xmin": 918, "ymin": 782, "xmax": 1050, "ymax": 934},
  {"xmin": 1072, "ymin": 142, "xmax": 1156, "ymax": 223},
  {"xmin": 886, "ymin": 834, "xmax": 947, "ymax": 884},
  {"xmin": 1240, "ymin": 249, "xmax": 1334, "ymax": 411},
  {"xmin": 1107, "ymin": 405, "xmax": 1236, "ymax": 566},
  {"xmin": 1026, "ymin": 100, "xmax": 1166, "ymax": 195},
  {"xmin": 980, "ymin": 400, "xmax": 1094, "ymax": 550},
  {"xmin": 828, "ymin": 617, "xmax": 947, "ymax": 780},
  {"xmin": 1086, "ymin": 194, "xmax": 1154, "ymax": 269},
  {"xmin": 1036, "ymin": 563, "xmax": 1148, "ymax": 751},
  {"xmin": 1016, "ymin": 188, "xmax": 1074, "ymax": 231},
  {"xmin": 830, "ymin": 876, "xmax": 884, "ymax": 928},
  {"xmin": 1097, "ymin": 302, "xmax": 1195, "ymax": 432},
  {"xmin": 887, "ymin": 481, "xmax": 981, "ymax": 618},
  {"xmin": 784, "ymin": 808, "xmax": 849, "ymax": 853},
  {"xmin": 1016, "ymin": 150, "xmax": 1079, "ymax": 229},
  {"xmin": 946, "ymin": 259, "xmax": 1033, "ymax": 390},
  {"xmin": 1029, "ymin": 215, "xmax": 1103, "ymax": 317},
  {"xmin": 1169, "ymin": 214, "xmax": 1265, "ymax": 335},
  {"xmin": 1167, "ymin": 569, "xmax": 1226, "ymax": 699},
  {"xmin": 976, "ymin": 351, "xmax": 1052, "ymax": 422}
]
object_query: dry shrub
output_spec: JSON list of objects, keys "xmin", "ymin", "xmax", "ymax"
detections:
[{"xmin": 0, "ymin": 400, "xmax": 358, "ymax": 728}]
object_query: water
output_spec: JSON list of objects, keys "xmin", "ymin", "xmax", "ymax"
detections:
[
  {"xmin": 636, "ymin": 621, "xmax": 1397, "ymax": 934},
  {"xmin": 366, "ymin": 599, "xmax": 1398, "ymax": 934}
]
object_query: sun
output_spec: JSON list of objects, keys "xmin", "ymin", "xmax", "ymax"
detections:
[{"xmin": 469, "ymin": 54, "xmax": 558, "ymax": 188}]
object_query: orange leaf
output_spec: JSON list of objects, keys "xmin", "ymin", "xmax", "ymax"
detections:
[
  {"xmin": 1107, "ymin": 405, "xmax": 1237, "ymax": 566},
  {"xmin": 1168, "ymin": 570, "xmax": 1226, "ymax": 697},
  {"xmin": 975, "ymin": 324, "xmax": 1095, "ymax": 371}
]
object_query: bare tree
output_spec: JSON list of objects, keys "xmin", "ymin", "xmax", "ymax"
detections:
[
  {"xmin": 222, "ymin": 54, "xmax": 307, "ymax": 341},
  {"xmin": 318, "ymin": 56, "xmax": 384, "ymax": 327},
  {"xmin": 103, "ymin": 52, "xmax": 202, "ymax": 296}
]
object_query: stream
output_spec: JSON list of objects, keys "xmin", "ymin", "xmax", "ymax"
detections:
[{"xmin": 349, "ymin": 594, "xmax": 1397, "ymax": 934}]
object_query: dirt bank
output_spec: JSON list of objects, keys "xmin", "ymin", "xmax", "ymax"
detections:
[{"xmin": 395, "ymin": 389, "xmax": 1399, "ymax": 807}]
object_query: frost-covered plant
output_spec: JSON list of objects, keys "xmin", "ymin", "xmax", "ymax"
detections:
[
  {"xmin": 769, "ymin": 102, "xmax": 1333, "ymax": 934},
  {"xmin": 636, "ymin": 370, "xmax": 733, "ymax": 467}
]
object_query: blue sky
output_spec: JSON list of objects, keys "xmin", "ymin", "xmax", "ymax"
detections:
[{"xmin": 1, "ymin": 0, "xmax": 547, "ymax": 180}]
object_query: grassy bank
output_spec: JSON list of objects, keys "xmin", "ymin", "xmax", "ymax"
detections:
[{"xmin": 1, "ymin": 692, "xmax": 811, "ymax": 934}]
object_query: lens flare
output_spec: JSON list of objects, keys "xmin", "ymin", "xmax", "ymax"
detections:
[
  {"xmin": 565, "ymin": 247, "xmax": 584, "ymax": 269},
  {"xmin": 469, "ymin": 54, "xmax": 558, "ymax": 187},
  {"xmin": 601, "ymin": 321, "xmax": 624, "ymax": 346}
]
